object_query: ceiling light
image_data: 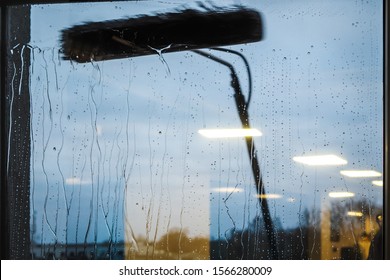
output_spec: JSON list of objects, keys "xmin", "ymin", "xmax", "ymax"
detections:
[
  {"xmin": 340, "ymin": 170, "xmax": 382, "ymax": 178},
  {"xmin": 198, "ymin": 128, "xmax": 262, "ymax": 138},
  {"xmin": 372, "ymin": 180, "xmax": 383, "ymax": 187},
  {"xmin": 293, "ymin": 154, "xmax": 347, "ymax": 166},
  {"xmin": 255, "ymin": 194, "xmax": 282, "ymax": 199},
  {"xmin": 65, "ymin": 177, "xmax": 91, "ymax": 185},
  {"xmin": 66, "ymin": 177, "xmax": 81, "ymax": 185},
  {"xmin": 347, "ymin": 211, "xmax": 363, "ymax": 217},
  {"xmin": 211, "ymin": 187, "xmax": 244, "ymax": 193},
  {"xmin": 328, "ymin": 192, "xmax": 355, "ymax": 198}
]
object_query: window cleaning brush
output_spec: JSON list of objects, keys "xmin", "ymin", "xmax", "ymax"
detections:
[{"xmin": 60, "ymin": 6, "xmax": 262, "ymax": 63}]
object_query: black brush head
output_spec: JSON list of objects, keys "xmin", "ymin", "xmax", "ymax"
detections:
[{"xmin": 61, "ymin": 7, "xmax": 263, "ymax": 63}]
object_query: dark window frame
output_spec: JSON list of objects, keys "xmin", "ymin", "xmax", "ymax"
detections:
[{"xmin": 0, "ymin": 0, "xmax": 389, "ymax": 260}]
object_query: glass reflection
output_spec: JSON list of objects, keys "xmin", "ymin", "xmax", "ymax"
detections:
[{"xmin": 9, "ymin": 0, "xmax": 381, "ymax": 259}]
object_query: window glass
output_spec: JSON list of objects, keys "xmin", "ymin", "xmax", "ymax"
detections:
[{"xmin": 6, "ymin": 0, "xmax": 383, "ymax": 259}]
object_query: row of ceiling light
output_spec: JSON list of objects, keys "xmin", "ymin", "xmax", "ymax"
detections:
[{"xmin": 200, "ymin": 128, "xmax": 383, "ymax": 204}]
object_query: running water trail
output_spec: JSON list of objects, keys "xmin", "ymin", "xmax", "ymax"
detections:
[{"xmin": 148, "ymin": 44, "xmax": 172, "ymax": 75}]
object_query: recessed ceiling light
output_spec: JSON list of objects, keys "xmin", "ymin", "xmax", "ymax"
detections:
[
  {"xmin": 198, "ymin": 128, "xmax": 262, "ymax": 138},
  {"xmin": 293, "ymin": 154, "xmax": 347, "ymax": 166},
  {"xmin": 347, "ymin": 211, "xmax": 363, "ymax": 217},
  {"xmin": 255, "ymin": 194, "xmax": 282, "ymax": 199},
  {"xmin": 66, "ymin": 177, "xmax": 81, "ymax": 185},
  {"xmin": 372, "ymin": 180, "xmax": 383, "ymax": 187},
  {"xmin": 65, "ymin": 177, "xmax": 91, "ymax": 185},
  {"xmin": 328, "ymin": 192, "xmax": 355, "ymax": 198},
  {"xmin": 340, "ymin": 170, "xmax": 382, "ymax": 178},
  {"xmin": 211, "ymin": 187, "xmax": 244, "ymax": 193}
]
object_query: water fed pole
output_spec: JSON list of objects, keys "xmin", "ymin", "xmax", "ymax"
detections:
[{"xmin": 61, "ymin": 6, "xmax": 278, "ymax": 259}]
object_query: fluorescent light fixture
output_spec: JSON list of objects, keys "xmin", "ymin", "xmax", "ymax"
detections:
[
  {"xmin": 211, "ymin": 187, "xmax": 244, "ymax": 193},
  {"xmin": 65, "ymin": 177, "xmax": 91, "ymax": 185},
  {"xmin": 255, "ymin": 194, "xmax": 282, "ymax": 199},
  {"xmin": 340, "ymin": 170, "xmax": 382, "ymax": 178},
  {"xmin": 198, "ymin": 128, "xmax": 262, "ymax": 138},
  {"xmin": 328, "ymin": 192, "xmax": 355, "ymax": 198},
  {"xmin": 372, "ymin": 180, "xmax": 383, "ymax": 187},
  {"xmin": 347, "ymin": 211, "xmax": 363, "ymax": 217},
  {"xmin": 66, "ymin": 177, "xmax": 81, "ymax": 185},
  {"xmin": 292, "ymin": 154, "xmax": 347, "ymax": 166}
]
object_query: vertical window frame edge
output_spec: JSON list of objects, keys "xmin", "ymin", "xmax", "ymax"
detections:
[
  {"xmin": 0, "ymin": 5, "xmax": 10, "ymax": 260},
  {"xmin": 1, "ymin": 4, "xmax": 32, "ymax": 260},
  {"xmin": 384, "ymin": 0, "xmax": 389, "ymax": 260}
]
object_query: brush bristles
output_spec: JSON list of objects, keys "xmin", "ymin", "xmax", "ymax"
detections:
[{"xmin": 60, "ymin": 7, "xmax": 262, "ymax": 63}]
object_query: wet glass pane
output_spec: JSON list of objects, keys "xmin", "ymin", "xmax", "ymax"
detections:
[{"xmin": 5, "ymin": 0, "xmax": 383, "ymax": 259}]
